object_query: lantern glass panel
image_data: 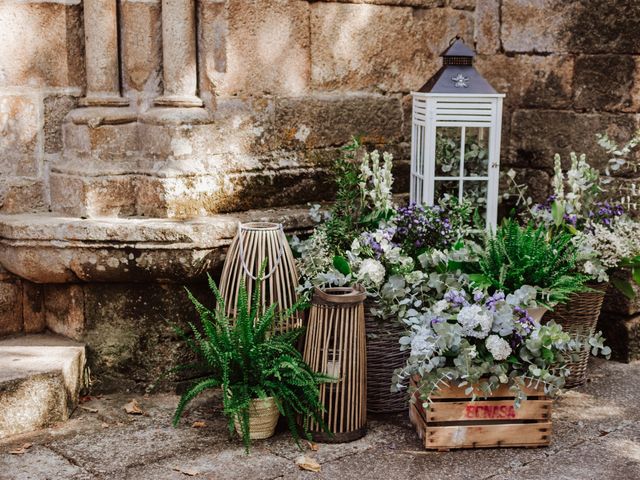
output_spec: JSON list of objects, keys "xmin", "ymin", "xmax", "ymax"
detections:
[
  {"xmin": 463, "ymin": 180, "xmax": 488, "ymax": 221},
  {"xmin": 434, "ymin": 180, "xmax": 459, "ymax": 202},
  {"xmin": 435, "ymin": 127, "xmax": 462, "ymax": 177},
  {"xmin": 463, "ymin": 127, "xmax": 489, "ymax": 177}
]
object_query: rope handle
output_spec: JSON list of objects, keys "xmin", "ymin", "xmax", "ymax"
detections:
[{"xmin": 237, "ymin": 222, "xmax": 286, "ymax": 281}]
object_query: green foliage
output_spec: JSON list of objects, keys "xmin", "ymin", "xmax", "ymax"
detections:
[
  {"xmin": 322, "ymin": 137, "xmax": 364, "ymax": 253},
  {"xmin": 474, "ymin": 219, "xmax": 589, "ymax": 306},
  {"xmin": 332, "ymin": 255, "xmax": 351, "ymax": 275},
  {"xmin": 172, "ymin": 266, "xmax": 331, "ymax": 453}
]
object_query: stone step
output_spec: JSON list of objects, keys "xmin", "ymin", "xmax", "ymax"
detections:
[{"xmin": 0, "ymin": 334, "xmax": 85, "ymax": 438}]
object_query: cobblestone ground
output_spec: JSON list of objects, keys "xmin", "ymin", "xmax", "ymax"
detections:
[{"xmin": 1, "ymin": 358, "xmax": 639, "ymax": 480}]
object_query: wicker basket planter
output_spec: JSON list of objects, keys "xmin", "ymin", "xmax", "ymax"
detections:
[
  {"xmin": 409, "ymin": 379, "xmax": 552, "ymax": 451},
  {"xmin": 365, "ymin": 301, "xmax": 409, "ymax": 414},
  {"xmin": 545, "ymin": 283, "xmax": 608, "ymax": 387},
  {"xmin": 234, "ymin": 397, "xmax": 280, "ymax": 440}
]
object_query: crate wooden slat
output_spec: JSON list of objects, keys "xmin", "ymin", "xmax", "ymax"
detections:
[
  {"xmin": 410, "ymin": 379, "xmax": 552, "ymax": 450},
  {"xmin": 426, "ymin": 399, "xmax": 552, "ymax": 422},
  {"xmin": 427, "ymin": 382, "xmax": 543, "ymax": 399}
]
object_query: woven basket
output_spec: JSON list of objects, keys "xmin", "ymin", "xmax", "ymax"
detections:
[
  {"xmin": 365, "ymin": 301, "xmax": 409, "ymax": 414},
  {"xmin": 545, "ymin": 283, "xmax": 608, "ymax": 388},
  {"xmin": 234, "ymin": 397, "xmax": 280, "ymax": 440}
]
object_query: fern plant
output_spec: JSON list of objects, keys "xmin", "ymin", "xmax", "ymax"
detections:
[
  {"xmin": 471, "ymin": 219, "xmax": 589, "ymax": 306},
  {"xmin": 171, "ymin": 269, "xmax": 331, "ymax": 452}
]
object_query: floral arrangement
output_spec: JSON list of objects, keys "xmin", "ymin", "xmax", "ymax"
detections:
[
  {"xmin": 471, "ymin": 218, "xmax": 589, "ymax": 307},
  {"xmin": 510, "ymin": 139, "xmax": 640, "ymax": 293},
  {"xmin": 392, "ymin": 282, "xmax": 611, "ymax": 406}
]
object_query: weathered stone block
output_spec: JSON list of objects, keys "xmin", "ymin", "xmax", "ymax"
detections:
[
  {"xmin": 597, "ymin": 312, "xmax": 640, "ymax": 363},
  {"xmin": 202, "ymin": 0, "xmax": 310, "ymax": 97},
  {"xmin": 44, "ymin": 95, "xmax": 78, "ymax": 154},
  {"xmin": 136, "ymin": 166, "xmax": 334, "ymax": 218},
  {"xmin": 0, "ymin": 178, "xmax": 46, "ymax": 214},
  {"xmin": 23, "ymin": 281, "xmax": 45, "ymax": 334},
  {"xmin": 312, "ymin": 1, "xmax": 444, "ymax": 5},
  {"xmin": 0, "ymin": 2, "xmax": 84, "ymax": 87},
  {"xmin": 62, "ymin": 122, "xmax": 140, "ymax": 161},
  {"xmin": 566, "ymin": 0, "xmax": 640, "ymax": 54},
  {"xmin": 0, "ymin": 334, "xmax": 85, "ymax": 438},
  {"xmin": 449, "ymin": 0, "xmax": 475, "ymax": 10},
  {"xmin": 502, "ymin": 0, "xmax": 577, "ymax": 53},
  {"xmin": 0, "ymin": 95, "xmax": 40, "ymax": 177},
  {"xmin": 82, "ymin": 282, "xmax": 211, "ymax": 392},
  {"xmin": 476, "ymin": 54, "xmax": 574, "ymax": 109},
  {"xmin": 44, "ymin": 284, "xmax": 85, "ymax": 341},
  {"xmin": 574, "ymin": 55, "xmax": 638, "ymax": 112},
  {"xmin": 474, "ymin": 0, "xmax": 499, "ymax": 54},
  {"xmin": 121, "ymin": 0, "xmax": 162, "ymax": 100},
  {"xmin": 310, "ymin": 3, "xmax": 474, "ymax": 92},
  {"xmin": 49, "ymin": 174, "xmax": 137, "ymax": 218},
  {"xmin": 0, "ymin": 278, "xmax": 22, "ymax": 336},
  {"xmin": 509, "ymin": 110, "xmax": 639, "ymax": 169},
  {"xmin": 272, "ymin": 94, "xmax": 403, "ymax": 149}
]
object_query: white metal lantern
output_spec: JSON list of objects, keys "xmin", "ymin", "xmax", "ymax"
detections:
[{"xmin": 410, "ymin": 39, "xmax": 504, "ymax": 228}]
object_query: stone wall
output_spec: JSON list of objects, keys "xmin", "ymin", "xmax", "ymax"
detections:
[
  {"xmin": 1, "ymin": 0, "xmax": 639, "ymax": 215},
  {"xmin": 1, "ymin": 0, "xmax": 639, "ymax": 390}
]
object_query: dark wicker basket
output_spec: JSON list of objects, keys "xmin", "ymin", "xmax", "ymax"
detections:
[
  {"xmin": 365, "ymin": 301, "xmax": 409, "ymax": 414},
  {"xmin": 545, "ymin": 283, "xmax": 608, "ymax": 388}
]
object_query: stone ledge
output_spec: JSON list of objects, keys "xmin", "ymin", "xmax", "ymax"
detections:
[
  {"xmin": 0, "ymin": 333, "xmax": 85, "ymax": 438},
  {"xmin": 0, "ymin": 205, "xmax": 317, "ymax": 283}
]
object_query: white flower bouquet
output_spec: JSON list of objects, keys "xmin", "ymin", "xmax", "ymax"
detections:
[{"xmin": 393, "ymin": 283, "xmax": 611, "ymax": 407}]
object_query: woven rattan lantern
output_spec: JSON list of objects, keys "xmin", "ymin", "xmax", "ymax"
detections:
[
  {"xmin": 219, "ymin": 222, "xmax": 302, "ymax": 333},
  {"xmin": 410, "ymin": 38, "xmax": 504, "ymax": 228},
  {"xmin": 303, "ymin": 286, "xmax": 367, "ymax": 442}
]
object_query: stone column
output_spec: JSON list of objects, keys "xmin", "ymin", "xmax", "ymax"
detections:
[
  {"xmin": 80, "ymin": 0, "xmax": 129, "ymax": 107},
  {"xmin": 155, "ymin": 0, "xmax": 203, "ymax": 107}
]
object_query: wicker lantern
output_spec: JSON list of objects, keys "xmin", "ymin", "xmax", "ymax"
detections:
[
  {"xmin": 219, "ymin": 222, "xmax": 302, "ymax": 334},
  {"xmin": 410, "ymin": 38, "xmax": 505, "ymax": 228},
  {"xmin": 303, "ymin": 286, "xmax": 367, "ymax": 442}
]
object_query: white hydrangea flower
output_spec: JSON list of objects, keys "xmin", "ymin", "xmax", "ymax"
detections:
[
  {"xmin": 357, "ymin": 258, "xmax": 386, "ymax": 287},
  {"xmin": 486, "ymin": 334, "xmax": 513, "ymax": 361},
  {"xmin": 457, "ymin": 304, "xmax": 492, "ymax": 339}
]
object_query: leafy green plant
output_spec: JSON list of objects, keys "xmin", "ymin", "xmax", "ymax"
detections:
[
  {"xmin": 171, "ymin": 269, "xmax": 331, "ymax": 452},
  {"xmin": 470, "ymin": 219, "xmax": 589, "ymax": 306},
  {"xmin": 322, "ymin": 137, "xmax": 364, "ymax": 253}
]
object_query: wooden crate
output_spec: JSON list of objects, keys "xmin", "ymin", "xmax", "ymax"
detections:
[{"xmin": 409, "ymin": 381, "xmax": 552, "ymax": 451}]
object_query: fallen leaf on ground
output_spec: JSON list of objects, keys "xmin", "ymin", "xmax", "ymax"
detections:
[
  {"xmin": 9, "ymin": 443, "xmax": 32, "ymax": 455},
  {"xmin": 101, "ymin": 422, "xmax": 109, "ymax": 428},
  {"xmin": 123, "ymin": 399, "xmax": 144, "ymax": 415},
  {"xmin": 172, "ymin": 466, "xmax": 200, "ymax": 476},
  {"xmin": 295, "ymin": 455, "xmax": 321, "ymax": 473},
  {"xmin": 79, "ymin": 395, "xmax": 94, "ymax": 404},
  {"xmin": 191, "ymin": 421, "xmax": 206, "ymax": 428},
  {"xmin": 80, "ymin": 406, "xmax": 98, "ymax": 413},
  {"xmin": 305, "ymin": 440, "xmax": 319, "ymax": 451}
]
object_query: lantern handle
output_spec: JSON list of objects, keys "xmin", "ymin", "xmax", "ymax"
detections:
[{"xmin": 237, "ymin": 222, "xmax": 286, "ymax": 281}]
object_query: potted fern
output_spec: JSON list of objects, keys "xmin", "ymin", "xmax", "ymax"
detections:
[
  {"xmin": 470, "ymin": 218, "xmax": 589, "ymax": 319},
  {"xmin": 171, "ymin": 271, "xmax": 331, "ymax": 452}
]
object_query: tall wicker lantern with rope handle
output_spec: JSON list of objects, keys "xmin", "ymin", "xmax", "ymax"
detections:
[{"xmin": 219, "ymin": 222, "xmax": 302, "ymax": 333}]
